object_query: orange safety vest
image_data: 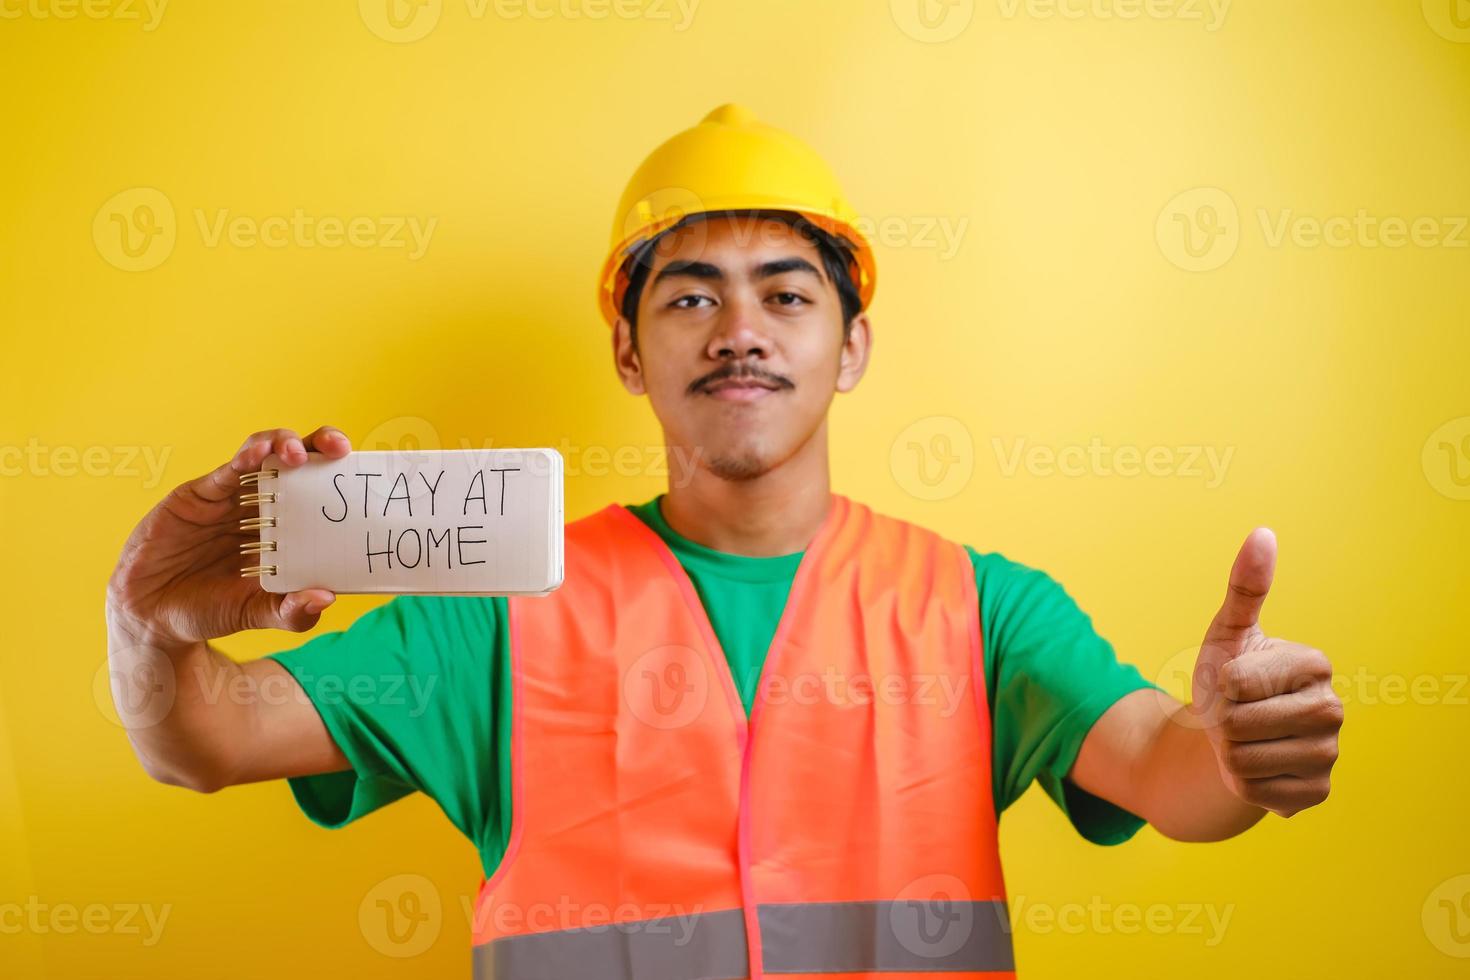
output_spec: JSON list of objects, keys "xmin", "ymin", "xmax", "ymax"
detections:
[{"xmin": 474, "ymin": 493, "xmax": 1015, "ymax": 979}]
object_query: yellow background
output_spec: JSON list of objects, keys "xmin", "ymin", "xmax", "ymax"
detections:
[{"xmin": 3, "ymin": 0, "xmax": 1468, "ymax": 976}]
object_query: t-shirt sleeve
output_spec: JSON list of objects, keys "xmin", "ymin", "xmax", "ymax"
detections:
[
  {"xmin": 265, "ymin": 594, "xmax": 507, "ymax": 856},
  {"xmin": 969, "ymin": 547, "xmax": 1161, "ymax": 845}
]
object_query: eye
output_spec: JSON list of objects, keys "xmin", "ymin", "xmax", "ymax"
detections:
[
  {"xmin": 771, "ymin": 292, "xmax": 807, "ymax": 307},
  {"xmin": 670, "ymin": 294, "xmax": 714, "ymax": 309}
]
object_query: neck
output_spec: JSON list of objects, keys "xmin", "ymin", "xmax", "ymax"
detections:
[{"xmin": 659, "ymin": 419, "xmax": 833, "ymax": 557}]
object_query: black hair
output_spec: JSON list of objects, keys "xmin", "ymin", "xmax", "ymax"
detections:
[{"xmin": 617, "ymin": 209, "xmax": 863, "ymax": 348}]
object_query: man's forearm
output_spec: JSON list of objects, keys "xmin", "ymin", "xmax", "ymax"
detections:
[
  {"xmin": 104, "ymin": 606, "xmax": 250, "ymax": 792},
  {"xmin": 1134, "ymin": 698, "xmax": 1266, "ymax": 842}
]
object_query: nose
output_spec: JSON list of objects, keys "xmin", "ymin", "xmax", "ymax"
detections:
[{"xmin": 705, "ymin": 292, "xmax": 771, "ymax": 360}]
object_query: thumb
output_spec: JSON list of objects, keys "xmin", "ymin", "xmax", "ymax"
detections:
[
  {"xmin": 244, "ymin": 588, "xmax": 336, "ymax": 633},
  {"xmin": 1204, "ymin": 527, "xmax": 1276, "ymax": 654}
]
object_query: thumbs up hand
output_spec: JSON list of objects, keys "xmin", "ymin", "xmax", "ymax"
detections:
[{"xmin": 1191, "ymin": 528, "xmax": 1343, "ymax": 818}]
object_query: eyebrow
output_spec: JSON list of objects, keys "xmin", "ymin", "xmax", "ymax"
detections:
[{"xmin": 651, "ymin": 257, "xmax": 826, "ymax": 289}]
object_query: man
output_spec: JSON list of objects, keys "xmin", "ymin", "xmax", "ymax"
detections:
[{"xmin": 105, "ymin": 104, "xmax": 1343, "ymax": 978}]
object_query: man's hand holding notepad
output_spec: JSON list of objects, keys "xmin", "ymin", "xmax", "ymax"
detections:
[
  {"xmin": 243, "ymin": 446, "xmax": 563, "ymax": 597},
  {"xmin": 107, "ymin": 426, "xmax": 564, "ymax": 656}
]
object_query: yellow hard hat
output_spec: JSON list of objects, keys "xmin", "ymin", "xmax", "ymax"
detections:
[{"xmin": 597, "ymin": 103, "xmax": 877, "ymax": 328}]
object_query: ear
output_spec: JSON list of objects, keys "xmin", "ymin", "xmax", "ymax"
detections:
[
  {"xmin": 835, "ymin": 312, "xmax": 872, "ymax": 394},
  {"xmin": 612, "ymin": 315, "xmax": 646, "ymax": 395}
]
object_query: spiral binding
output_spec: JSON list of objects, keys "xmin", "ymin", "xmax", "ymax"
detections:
[{"xmin": 240, "ymin": 468, "xmax": 279, "ymax": 578}]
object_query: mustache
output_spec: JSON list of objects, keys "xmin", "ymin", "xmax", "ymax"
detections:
[{"xmin": 687, "ymin": 363, "xmax": 795, "ymax": 396}]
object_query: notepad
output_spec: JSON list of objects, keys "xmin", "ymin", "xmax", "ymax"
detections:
[{"xmin": 239, "ymin": 448, "xmax": 563, "ymax": 596}]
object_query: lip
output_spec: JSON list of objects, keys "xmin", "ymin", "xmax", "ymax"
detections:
[{"xmin": 703, "ymin": 380, "xmax": 780, "ymax": 402}]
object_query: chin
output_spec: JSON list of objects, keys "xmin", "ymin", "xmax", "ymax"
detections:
[{"xmin": 706, "ymin": 452, "xmax": 771, "ymax": 482}]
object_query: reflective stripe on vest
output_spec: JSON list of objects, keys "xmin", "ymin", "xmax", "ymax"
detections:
[
  {"xmin": 476, "ymin": 494, "xmax": 1014, "ymax": 979},
  {"xmin": 473, "ymin": 901, "xmax": 1017, "ymax": 979}
]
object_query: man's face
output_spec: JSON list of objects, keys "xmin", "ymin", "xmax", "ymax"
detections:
[{"xmin": 612, "ymin": 214, "xmax": 871, "ymax": 482}]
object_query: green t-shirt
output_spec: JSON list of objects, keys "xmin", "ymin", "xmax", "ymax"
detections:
[{"xmin": 268, "ymin": 496, "xmax": 1159, "ymax": 877}]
